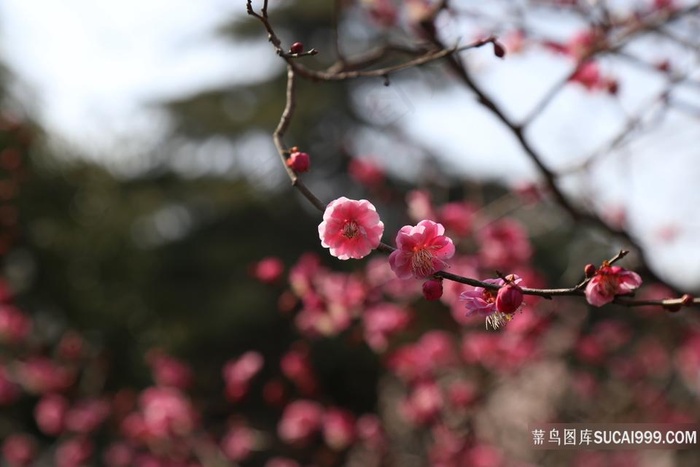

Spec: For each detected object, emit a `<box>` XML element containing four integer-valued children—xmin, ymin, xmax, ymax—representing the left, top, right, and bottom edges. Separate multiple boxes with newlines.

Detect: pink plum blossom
<box><xmin>55</xmin><ymin>437</ymin><xmax>93</xmax><ymax>467</ymax></box>
<box><xmin>400</xmin><ymin>380</ymin><xmax>443</xmax><ymax>426</ymax></box>
<box><xmin>406</xmin><ymin>190</ymin><xmax>436</xmax><ymax>223</ymax></box>
<box><xmin>477</xmin><ymin>219</ymin><xmax>531</xmax><ymax>269</ymax></box>
<box><xmin>147</xmin><ymin>351</ymin><xmax>193</xmax><ymax>390</ymax></box>
<box><xmin>139</xmin><ymin>386</ymin><xmax>196</xmax><ymax>439</ymax></box>
<box><xmin>35</xmin><ymin>394</ymin><xmax>69</xmax><ymax>436</ymax></box>
<box><xmin>223</xmin><ymin>351</ymin><xmax>264</xmax><ymax>402</ymax></box>
<box><xmin>318</xmin><ymin>197</ymin><xmax>384</xmax><ymax>260</ymax></box>
<box><xmin>348</xmin><ymin>157</ymin><xmax>384</xmax><ymax>187</ymax></box>
<box><xmin>65</xmin><ymin>398</ymin><xmax>110</xmax><ymax>434</ymax></box>
<box><xmin>266</xmin><ymin>458</ymin><xmax>300</xmax><ymax>467</ymax></box>
<box><xmin>278</xmin><ymin>400</ymin><xmax>324</xmax><ymax>445</ymax></box>
<box><xmin>15</xmin><ymin>357</ymin><xmax>75</xmax><ymax>394</ymax></box>
<box><xmin>363</xmin><ymin>0</ymin><xmax>398</xmax><ymax>27</ymax></box>
<box><xmin>102</xmin><ymin>442</ymin><xmax>134</xmax><ymax>467</ymax></box>
<box><xmin>363</xmin><ymin>303</ymin><xmax>411</xmax><ymax>352</ymax></box>
<box><xmin>585</xmin><ymin>265</ymin><xmax>642</xmax><ymax>307</ymax></box>
<box><xmin>460</xmin><ymin>275</ymin><xmax>523</xmax><ymax>328</ymax></box>
<box><xmin>280</xmin><ymin>346</ymin><xmax>318</xmax><ymax>396</ymax></box>
<box><xmin>0</xmin><ymin>365</ymin><xmax>20</xmax><ymax>405</ymax></box>
<box><xmin>221</xmin><ymin>424</ymin><xmax>256</xmax><ymax>462</ymax></box>
<box><xmin>1</xmin><ymin>434</ymin><xmax>36</xmax><ymax>467</ymax></box>
<box><xmin>0</xmin><ymin>305</ymin><xmax>31</xmax><ymax>344</ymax></box>
<box><xmin>460</xmin><ymin>278</ymin><xmax>501</xmax><ymax>316</ymax></box>
<box><xmin>387</xmin><ymin>331</ymin><xmax>456</xmax><ymax>382</ymax></box>
<box><xmin>389</xmin><ymin>220</ymin><xmax>455</xmax><ymax>279</ymax></box>
<box><xmin>447</xmin><ymin>381</ymin><xmax>477</xmax><ymax>408</ymax></box>
<box><xmin>322</xmin><ymin>407</ymin><xmax>356</xmax><ymax>450</ymax></box>
<box><xmin>251</xmin><ymin>256</ymin><xmax>285</xmax><ymax>284</ymax></box>
<box><xmin>356</xmin><ymin>414</ymin><xmax>385</xmax><ymax>449</ymax></box>
<box><xmin>437</xmin><ymin>202</ymin><xmax>475</xmax><ymax>237</ymax></box>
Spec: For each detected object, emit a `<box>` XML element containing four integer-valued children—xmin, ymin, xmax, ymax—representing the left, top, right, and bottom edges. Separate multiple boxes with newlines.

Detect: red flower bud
<box><xmin>584</xmin><ymin>264</ymin><xmax>596</xmax><ymax>278</ymax></box>
<box><xmin>495</xmin><ymin>283</ymin><xmax>523</xmax><ymax>314</ymax></box>
<box><xmin>493</xmin><ymin>41</ymin><xmax>506</xmax><ymax>58</ymax></box>
<box><xmin>286</xmin><ymin>151</ymin><xmax>310</xmax><ymax>173</ymax></box>
<box><xmin>422</xmin><ymin>279</ymin><xmax>443</xmax><ymax>301</ymax></box>
<box><xmin>681</xmin><ymin>294</ymin><xmax>694</xmax><ymax>306</ymax></box>
<box><xmin>290</xmin><ymin>42</ymin><xmax>304</xmax><ymax>54</ymax></box>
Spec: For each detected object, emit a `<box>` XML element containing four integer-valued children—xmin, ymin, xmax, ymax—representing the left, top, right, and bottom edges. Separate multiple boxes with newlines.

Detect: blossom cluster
<box><xmin>317</xmin><ymin>196</ymin><xmax>645</xmax><ymax>329</ymax></box>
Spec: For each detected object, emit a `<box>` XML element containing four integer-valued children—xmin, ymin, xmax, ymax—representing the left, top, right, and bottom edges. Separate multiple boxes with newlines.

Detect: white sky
<box><xmin>0</xmin><ymin>0</ymin><xmax>699</xmax><ymax>289</ymax></box>
<box><xmin>0</xmin><ymin>0</ymin><xmax>276</xmax><ymax>151</ymax></box>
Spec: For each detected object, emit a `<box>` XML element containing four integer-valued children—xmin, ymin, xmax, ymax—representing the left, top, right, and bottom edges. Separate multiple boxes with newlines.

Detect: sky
<box><xmin>0</xmin><ymin>0</ymin><xmax>699</xmax><ymax>289</ymax></box>
<box><xmin>0</xmin><ymin>0</ymin><xmax>276</xmax><ymax>151</ymax></box>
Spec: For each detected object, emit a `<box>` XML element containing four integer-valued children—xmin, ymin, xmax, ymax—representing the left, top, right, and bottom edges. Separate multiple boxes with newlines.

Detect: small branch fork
<box><xmin>246</xmin><ymin>1</ymin><xmax>698</xmax><ymax>311</ymax></box>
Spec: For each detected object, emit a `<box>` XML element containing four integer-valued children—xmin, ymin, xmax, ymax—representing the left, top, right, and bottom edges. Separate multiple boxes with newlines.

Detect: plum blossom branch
<box><xmin>248</xmin><ymin>1</ymin><xmax>699</xmax><ymax>313</ymax></box>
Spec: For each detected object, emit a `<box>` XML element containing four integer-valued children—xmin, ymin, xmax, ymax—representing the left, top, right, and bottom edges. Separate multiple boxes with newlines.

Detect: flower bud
<box><xmin>422</xmin><ymin>279</ymin><xmax>443</xmax><ymax>301</ymax></box>
<box><xmin>286</xmin><ymin>151</ymin><xmax>310</xmax><ymax>173</ymax></box>
<box><xmin>681</xmin><ymin>294</ymin><xmax>694</xmax><ymax>306</ymax></box>
<box><xmin>584</xmin><ymin>264</ymin><xmax>596</xmax><ymax>278</ymax></box>
<box><xmin>493</xmin><ymin>41</ymin><xmax>506</xmax><ymax>58</ymax></box>
<box><xmin>290</xmin><ymin>42</ymin><xmax>304</xmax><ymax>54</ymax></box>
<box><xmin>495</xmin><ymin>283</ymin><xmax>523</xmax><ymax>314</ymax></box>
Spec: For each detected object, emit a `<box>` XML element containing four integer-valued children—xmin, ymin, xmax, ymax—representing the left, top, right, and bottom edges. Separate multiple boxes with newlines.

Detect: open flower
<box><xmin>389</xmin><ymin>220</ymin><xmax>455</xmax><ymax>279</ymax></box>
<box><xmin>585</xmin><ymin>265</ymin><xmax>642</xmax><ymax>307</ymax></box>
<box><xmin>460</xmin><ymin>275</ymin><xmax>522</xmax><ymax>329</ymax></box>
<box><xmin>318</xmin><ymin>197</ymin><xmax>384</xmax><ymax>260</ymax></box>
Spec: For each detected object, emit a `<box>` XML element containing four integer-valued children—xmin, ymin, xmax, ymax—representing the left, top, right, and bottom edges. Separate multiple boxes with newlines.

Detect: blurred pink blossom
<box><xmin>388</xmin><ymin>331</ymin><xmax>456</xmax><ymax>382</ymax></box>
<box><xmin>363</xmin><ymin>303</ymin><xmax>411</xmax><ymax>352</ymax></box>
<box><xmin>55</xmin><ymin>437</ymin><xmax>92</xmax><ymax>467</ymax></box>
<box><xmin>57</xmin><ymin>331</ymin><xmax>85</xmax><ymax>361</ymax></box>
<box><xmin>221</xmin><ymin>423</ymin><xmax>256</xmax><ymax>462</ymax></box>
<box><xmin>0</xmin><ymin>365</ymin><xmax>20</xmax><ymax>405</ymax></box>
<box><xmin>252</xmin><ymin>256</ymin><xmax>285</xmax><ymax>284</ymax></box>
<box><xmin>34</xmin><ymin>393</ymin><xmax>69</xmax><ymax>436</ymax></box>
<box><xmin>0</xmin><ymin>305</ymin><xmax>31</xmax><ymax>344</ymax></box>
<box><xmin>349</xmin><ymin>157</ymin><xmax>385</xmax><ymax>187</ymax></box>
<box><xmin>406</xmin><ymin>190</ymin><xmax>436</xmax><ymax>223</ymax></box>
<box><xmin>103</xmin><ymin>442</ymin><xmax>134</xmax><ymax>467</ymax></box>
<box><xmin>400</xmin><ymin>380</ymin><xmax>443</xmax><ymax>425</ymax></box>
<box><xmin>65</xmin><ymin>398</ymin><xmax>110</xmax><ymax>434</ymax></box>
<box><xmin>437</xmin><ymin>202</ymin><xmax>475</xmax><ymax>237</ymax></box>
<box><xmin>147</xmin><ymin>351</ymin><xmax>193</xmax><ymax>390</ymax></box>
<box><xmin>139</xmin><ymin>386</ymin><xmax>196</xmax><ymax>439</ymax></box>
<box><xmin>15</xmin><ymin>357</ymin><xmax>75</xmax><ymax>394</ymax></box>
<box><xmin>356</xmin><ymin>414</ymin><xmax>385</xmax><ymax>449</ymax></box>
<box><xmin>322</xmin><ymin>407</ymin><xmax>356</xmax><ymax>450</ymax></box>
<box><xmin>278</xmin><ymin>400</ymin><xmax>324</xmax><ymax>445</ymax></box>
<box><xmin>280</xmin><ymin>346</ymin><xmax>318</xmax><ymax>397</ymax></box>
<box><xmin>223</xmin><ymin>351</ymin><xmax>264</xmax><ymax>402</ymax></box>
<box><xmin>363</xmin><ymin>0</ymin><xmax>398</xmax><ymax>27</ymax></box>
<box><xmin>1</xmin><ymin>433</ymin><xmax>36</xmax><ymax>467</ymax></box>
<box><xmin>265</xmin><ymin>458</ymin><xmax>300</xmax><ymax>467</ymax></box>
<box><xmin>477</xmin><ymin>219</ymin><xmax>531</xmax><ymax>269</ymax></box>
<box><xmin>447</xmin><ymin>380</ymin><xmax>477</xmax><ymax>408</ymax></box>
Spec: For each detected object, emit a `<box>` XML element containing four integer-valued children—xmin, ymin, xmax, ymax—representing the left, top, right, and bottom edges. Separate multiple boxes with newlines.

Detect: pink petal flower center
<box><xmin>342</xmin><ymin>221</ymin><xmax>360</xmax><ymax>239</ymax></box>
<box><xmin>599</xmin><ymin>273</ymin><xmax>618</xmax><ymax>296</ymax></box>
<box><xmin>411</xmin><ymin>247</ymin><xmax>436</xmax><ymax>277</ymax></box>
